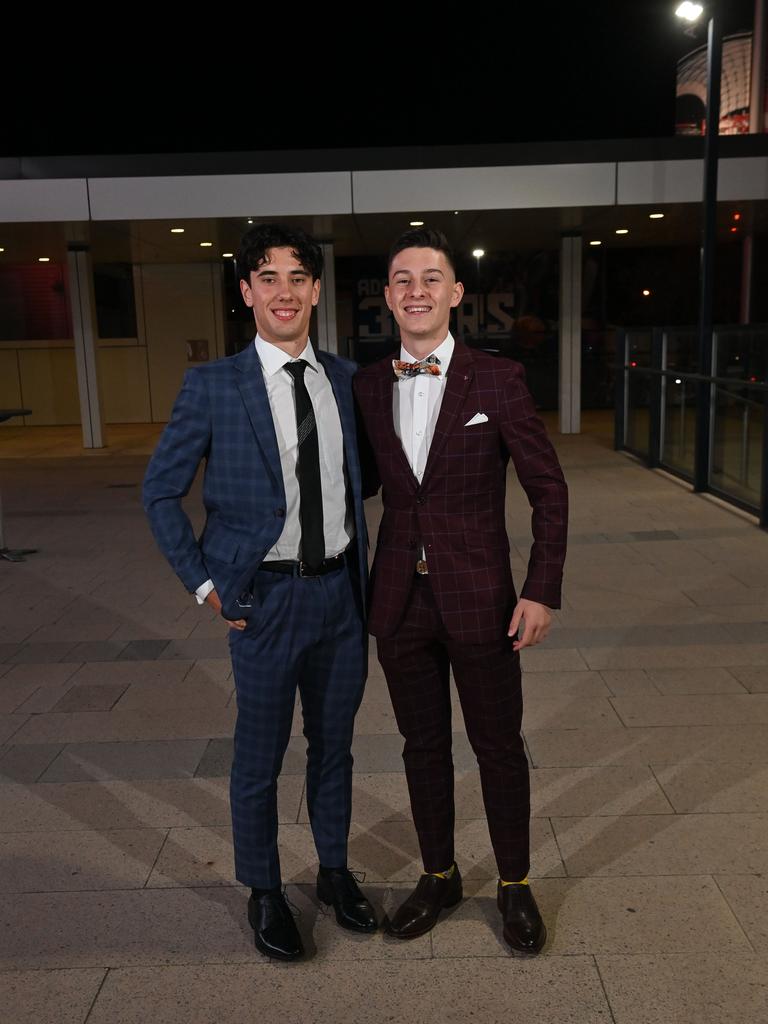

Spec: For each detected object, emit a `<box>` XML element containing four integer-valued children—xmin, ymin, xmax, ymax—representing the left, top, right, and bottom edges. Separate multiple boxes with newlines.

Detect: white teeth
<box><xmin>406</xmin><ymin>306</ymin><xmax>430</xmax><ymax>313</ymax></box>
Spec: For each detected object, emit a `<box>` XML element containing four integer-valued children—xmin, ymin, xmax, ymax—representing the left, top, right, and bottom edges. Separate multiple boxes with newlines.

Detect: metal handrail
<box><xmin>615</xmin><ymin>325</ymin><xmax>768</xmax><ymax>529</ymax></box>
<box><xmin>619</xmin><ymin>365</ymin><xmax>768</xmax><ymax>393</ymax></box>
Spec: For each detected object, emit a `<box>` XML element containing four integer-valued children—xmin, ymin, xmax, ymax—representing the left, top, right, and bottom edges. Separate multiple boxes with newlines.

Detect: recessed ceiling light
<box><xmin>472</xmin><ymin>248</ymin><xmax>485</xmax><ymax>258</ymax></box>
<box><xmin>222</xmin><ymin>252</ymin><xmax>234</xmax><ymax>258</ymax></box>
<box><xmin>0</xmin><ymin>247</ymin><xmax>5</xmax><ymax>253</ymax></box>
<box><xmin>454</xmin><ymin>211</ymin><xmax>459</xmax><ymax>215</ymax></box>
<box><xmin>200</xmin><ymin>242</ymin><xmax>213</xmax><ymax>247</ymax></box>
<box><xmin>615</xmin><ymin>228</ymin><xmax>629</xmax><ymax>235</ymax></box>
<box><xmin>247</xmin><ymin>218</ymin><xmax>254</xmax><ymax>224</ymax></box>
<box><xmin>171</xmin><ymin>227</ymin><xmax>185</xmax><ymax>234</ymax></box>
<box><xmin>410</xmin><ymin>220</ymin><xmax>424</xmax><ymax>227</ymax></box>
<box><xmin>38</xmin><ymin>256</ymin><xmax>50</xmax><ymax>262</ymax></box>
<box><xmin>649</xmin><ymin>213</ymin><xmax>665</xmax><ymax>219</ymax></box>
<box><xmin>642</xmin><ymin>289</ymin><xmax>651</xmax><ymax>296</ymax></box>
<box><xmin>589</xmin><ymin>240</ymin><xmax>602</xmax><ymax>246</ymax></box>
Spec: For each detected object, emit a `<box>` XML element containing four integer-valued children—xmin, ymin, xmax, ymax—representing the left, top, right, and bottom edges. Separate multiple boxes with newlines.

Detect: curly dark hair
<box><xmin>236</xmin><ymin>223</ymin><xmax>324</xmax><ymax>284</ymax></box>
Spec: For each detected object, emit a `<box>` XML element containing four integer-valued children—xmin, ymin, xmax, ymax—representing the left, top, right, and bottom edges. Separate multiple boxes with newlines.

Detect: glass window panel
<box><xmin>662</xmin><ymin>375</ymin><xmax>697</xmax><ymax>478</ymax></box>
<box><xmin>626</xmin><ymin>371</ymin><xmax>652</xmax><ymax>457</ymax></box>
<box><xmin>710</xmin><ymin>384</ymin><xmax>764</xmax><ymax>510</ymax></box>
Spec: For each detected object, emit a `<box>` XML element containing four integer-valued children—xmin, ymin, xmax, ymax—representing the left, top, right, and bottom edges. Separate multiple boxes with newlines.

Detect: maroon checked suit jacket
<box><xmin>353</xmin><ymin>341</ymin><xmax>568</xmax><ymax>645</ymax></box>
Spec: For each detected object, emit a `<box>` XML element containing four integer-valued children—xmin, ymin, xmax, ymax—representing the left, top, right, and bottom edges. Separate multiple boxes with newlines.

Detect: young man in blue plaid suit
<box><xmin>143</xmin><ymin>224</ymin><xmax>376</xmax><ymax>960</ymax></box>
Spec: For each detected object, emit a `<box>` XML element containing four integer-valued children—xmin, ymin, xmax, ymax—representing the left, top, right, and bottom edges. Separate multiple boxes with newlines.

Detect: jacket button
<box><xmin>276</xmin><ymin>508</ymin><xmax>285</xmax><ymax>518</ymax></box>
<box><xmin>416</xmin><ymin>497</ymin><xmax>425</xmax><ymax>505</ymax></box>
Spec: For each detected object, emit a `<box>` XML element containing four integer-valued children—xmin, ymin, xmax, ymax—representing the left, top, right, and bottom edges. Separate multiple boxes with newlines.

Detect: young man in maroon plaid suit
<box><xmin>353</xmin><ymin>227</ymin><xmax>568</xmax><ymax>954</ymax></box>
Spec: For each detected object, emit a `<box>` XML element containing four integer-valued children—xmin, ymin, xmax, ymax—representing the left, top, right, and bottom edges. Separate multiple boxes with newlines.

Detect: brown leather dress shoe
<box><xmin>497</xmin><ymin>882</ymin><xmax>546</xmax><ymax>954</ymax></box>
<box><xmin>386</xmin><ymin>865</ymin><xmax>462</xmax><ymax>939</ymax></box>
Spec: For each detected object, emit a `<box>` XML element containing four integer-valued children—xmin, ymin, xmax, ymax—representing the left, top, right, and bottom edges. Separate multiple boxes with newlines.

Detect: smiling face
<box><xmin>385</xmin><ymin>247</ymin><xmax>464</xmax><ymax>354</ymax></box>
<box><xmin>239</xmin><ymin>246</ymin><xmax>320</xmax><ymax>348</ymax></box>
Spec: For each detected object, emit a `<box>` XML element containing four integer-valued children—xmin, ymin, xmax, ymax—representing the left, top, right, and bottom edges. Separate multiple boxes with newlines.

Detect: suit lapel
<box><xmin>317</xmin><ymin>351</ymin><xmax>359</xmax><ymax>493</ymax></box>
<box><xmin>420</xmin><ymin>342</ymin><xmax>475</xmax><ymax>488</ymax></box>
<box><xmin>377</xmin><ymin>359</ymin><xmax>419</xmax><ymax>492</ymax></box>
<box><xmin>233</xmin><ymin>343</ymin><xmax>283</xmax><ymax>493</ymax></box>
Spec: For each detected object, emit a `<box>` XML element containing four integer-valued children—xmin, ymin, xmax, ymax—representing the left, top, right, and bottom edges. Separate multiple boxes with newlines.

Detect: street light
<box><xmin>675</xmin><ymin>2</ymin><xmax>704</xmax><ymax>21</ymax></box>
<box><xmin>675</xmin><ymin>0</ymin><xmax>721</xmax><ymax>492</ymax></box>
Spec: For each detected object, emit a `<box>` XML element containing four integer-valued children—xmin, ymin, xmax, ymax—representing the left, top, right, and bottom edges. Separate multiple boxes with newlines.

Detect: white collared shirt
<box><xmin>393</xmin><ymin>333</ymin><xmax>454</xmax><ymax>481</ymax></box>
<box><xmin>195</xmin><ymin>334</ymin><xmax>351</xmax><ymax>603</ymax></box>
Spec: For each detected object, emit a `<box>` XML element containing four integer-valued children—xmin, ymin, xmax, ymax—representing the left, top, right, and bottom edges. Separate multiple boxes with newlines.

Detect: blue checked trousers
<box><xmin>228</xmin><ymin>562</ymin><xmax>366</xmax><ymax>889</ymax></box>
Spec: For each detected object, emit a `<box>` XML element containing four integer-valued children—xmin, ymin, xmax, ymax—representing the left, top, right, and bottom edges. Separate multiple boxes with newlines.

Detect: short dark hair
<box><xmin>236</xmin><ymin>223</ymin><xmax>324</xmax><ymax>284</ymax></box>
<box><xmin>387</xmin><ymin>227</ymin><xmax>456</xmax><ymax>276</ymax></box>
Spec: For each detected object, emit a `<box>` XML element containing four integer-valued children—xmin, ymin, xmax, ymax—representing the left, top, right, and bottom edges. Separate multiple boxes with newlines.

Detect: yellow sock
<box><xmin>500</xmin><ymin>877</ymin><xmax>529</xmax><ymax>886</ymax></box>
<box><xmin>428</xmin><ymin>864</ymin><xmax>455</xmax><ymax>879</ymax></box>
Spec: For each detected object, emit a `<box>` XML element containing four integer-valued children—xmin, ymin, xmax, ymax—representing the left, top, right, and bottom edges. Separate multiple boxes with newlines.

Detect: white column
<box><xmin>67</xmin><ymin>245</ymin><xmax>104</xmax><ymax>448</ymax></box>
<box><xmin>559</xmin><ymin>233</ymin><xmax>582</xmax><ymax>434</ymax></box>
<box><xmin>316</xmin><ymin>241</ymin><xmax>338</xmax><ymax>354</ymax></box>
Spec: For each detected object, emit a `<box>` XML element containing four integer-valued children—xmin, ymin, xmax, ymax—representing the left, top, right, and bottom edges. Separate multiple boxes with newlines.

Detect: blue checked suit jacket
<box><xmin>143</xmin><ymin>342</ymin><xmax>368</xmax><ymax>624</ymax></box>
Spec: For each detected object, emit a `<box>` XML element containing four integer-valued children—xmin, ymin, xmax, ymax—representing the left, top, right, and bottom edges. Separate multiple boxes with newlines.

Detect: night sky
<box><xmin>5</xmin><ymin>0</ymin><xmax>759</xmax><ymax>157</ymax></box>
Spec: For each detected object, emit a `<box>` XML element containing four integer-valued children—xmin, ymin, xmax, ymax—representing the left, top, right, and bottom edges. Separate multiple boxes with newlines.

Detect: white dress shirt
<box><xmin>393</xmin><ymin>333</ymin><xmax>454</xmax><ymax>481</ymax></box>
<box><xmin>196</xmin><ymin>335</ymin><xmax>351</xmax><ymax>603</ymax></box>
<box><xmin>392</xmin><ymin>333</ymin><xmax>454</xmax><ymax>567</ymax></box>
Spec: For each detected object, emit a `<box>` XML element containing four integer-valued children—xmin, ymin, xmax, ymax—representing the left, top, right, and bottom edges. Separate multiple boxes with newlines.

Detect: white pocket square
<box><xmin>465</xmin><ymin>412</ymin><xmax>488</xmax><ymax>426</ymax></box>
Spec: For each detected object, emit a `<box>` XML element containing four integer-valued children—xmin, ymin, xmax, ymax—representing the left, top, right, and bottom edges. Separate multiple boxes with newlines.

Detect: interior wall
<box><xmin>139</xmin><ymin>263</ymin><xmax>225</xmax><ymax>422</ymax></box>
<box><xmin>0</xmin><ymin>262</ymin><xmax>226</xmax><ymax>427</ymax></box>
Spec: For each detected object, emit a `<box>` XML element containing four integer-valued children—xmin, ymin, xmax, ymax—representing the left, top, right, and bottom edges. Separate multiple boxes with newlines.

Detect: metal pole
<box><xmin>559</xmin><ymin>233</ymin><xmax>582</xmax><ymax>434</ymax></box>
<box><xmin>614</xmin><ymin>328</ymin><xmax>627</xmax><ymax>450</ymax></box>
<box><xmin>749</xmin><ymin>0</ymin><xmax>766</xmax><ymax>133</ymax></box>
<box><xmin>740</xmin><ymin>232</ymin><xmax>754</xmax><ymax>325</ymax></box>
<box><xmin>694</xmin><ymin>11</ymin><xmax>722</xmax><ymax>492</ymax></box>
<box><xmin>648</xmin><ymin>328</ymin><xmax>663</xmax><ymax>466</ymax></box>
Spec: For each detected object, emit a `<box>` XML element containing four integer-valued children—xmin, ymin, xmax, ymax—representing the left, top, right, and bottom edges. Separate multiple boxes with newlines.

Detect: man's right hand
<box><xmin>205</xmin><ymin>588</ymin><xmax>247</xmax><ymax>630</ymax></box>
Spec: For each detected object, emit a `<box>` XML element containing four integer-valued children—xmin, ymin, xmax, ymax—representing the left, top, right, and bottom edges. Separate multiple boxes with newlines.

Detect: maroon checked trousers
<box><xmin>377</xmin><ymin>574</ymin><xmax>529</xmax><ymax>882</ymax></box>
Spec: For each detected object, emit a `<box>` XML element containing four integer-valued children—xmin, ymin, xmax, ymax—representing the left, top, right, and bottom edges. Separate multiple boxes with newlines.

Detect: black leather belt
<box><xmin>258</xmin><ymin>552</ymin><xmax>346</xmax><ymax>578</ymax></box>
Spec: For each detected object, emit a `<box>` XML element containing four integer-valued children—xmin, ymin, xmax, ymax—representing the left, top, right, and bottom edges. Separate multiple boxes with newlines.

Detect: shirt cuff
<box><xmin>194</xmin><ymin>579</ymin><xmax>215</xmax><ymax>605</ymax></box>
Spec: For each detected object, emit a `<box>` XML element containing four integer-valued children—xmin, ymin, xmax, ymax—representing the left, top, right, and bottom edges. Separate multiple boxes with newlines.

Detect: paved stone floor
<box><xmin>1</xmin><ymin>416</ymin><xmax>767</xmax><ymax>1023</ymax></box>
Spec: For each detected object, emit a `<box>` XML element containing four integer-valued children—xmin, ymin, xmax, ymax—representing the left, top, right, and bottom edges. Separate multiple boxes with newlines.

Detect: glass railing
<box><xmin>616</xmin><ymin>325</ymin><xmax>768</xmax><ymax>527</ymax></box>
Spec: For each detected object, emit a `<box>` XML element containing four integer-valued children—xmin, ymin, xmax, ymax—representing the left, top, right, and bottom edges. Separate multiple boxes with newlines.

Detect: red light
<box><xmin>733</xmin><ymin>212</ymin><xmax>741</xmax><ymax>221</ymax></box>
<box><xmin>750</xmin><ymin>376</ymin><xmax>757</xmax><ymax>382</ymax></box>
<box><xmin>730</xmin><ymin>227</ymin><xmax>738</xmax><ymax>233</ymax></box>
<box><xmin>630</xmin><ymin>361</ymin><xmax>638</xmax><ymax>368</ymax></box>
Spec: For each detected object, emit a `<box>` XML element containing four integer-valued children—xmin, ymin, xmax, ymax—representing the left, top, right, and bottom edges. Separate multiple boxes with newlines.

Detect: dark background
<box><xmin>5</xmin><ymin>1</ymin><xmax>759</xmax><ymax>157</ymax></box>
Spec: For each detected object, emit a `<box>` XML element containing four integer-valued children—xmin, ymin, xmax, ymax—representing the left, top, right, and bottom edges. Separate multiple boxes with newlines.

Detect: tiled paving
<box><xmin>1</xmin><ymin>416</ymin><xmax>768</xmax><ymax>1023</ymax></box>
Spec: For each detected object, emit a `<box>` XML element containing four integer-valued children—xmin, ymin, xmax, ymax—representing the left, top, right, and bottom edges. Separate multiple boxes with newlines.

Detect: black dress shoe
<box><xmin>316</xmin><ymin>866</ymin><xmax>378</xmax><ymax>932</ymax></box>
<box><xmin>497</xmin><ymin>882</ymin><xmax>546</xmax><ymax>955</ymax></box>
<box><xmin>247</xmin><ymin>891</ymin><xmax>304</xmax><ymax>961</ymax></box>
<box><xmin>386</xmin><ymin>865</ymin><xmax>463</xmax><ymax>939</ymax></box>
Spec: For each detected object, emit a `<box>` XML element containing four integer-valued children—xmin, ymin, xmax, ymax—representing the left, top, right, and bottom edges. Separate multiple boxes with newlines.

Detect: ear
<box><xmin>239</xmin><ymin>276</ymin><xmax>254</xmax><ymax>308</ymax></box>
<box><xmin>384</xmin><ymin>284</ymin><xmax>393</xmax><ymax>311</ymax></box>
<box><xmin>450</xmin><ymin>280</ymin><xmax>464</xmax><ymax>309</ymax></box>
<box><xmin>311</xmin><ymin>277</ymin><xmax>321</xmax><ymax>307</ymax></box>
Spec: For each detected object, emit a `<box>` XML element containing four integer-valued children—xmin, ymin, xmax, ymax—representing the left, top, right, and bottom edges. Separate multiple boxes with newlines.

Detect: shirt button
<box><xmin>417</xmin><ymin>392</ymin><xmax>424</xmax><ymax>397</ymax></box>
<box><xmin>416</xmin><ymin>430</ymin><xmax>423</xmax><ymax>436</ymax></box>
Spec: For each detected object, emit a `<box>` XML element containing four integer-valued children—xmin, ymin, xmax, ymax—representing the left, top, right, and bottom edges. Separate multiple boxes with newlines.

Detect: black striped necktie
<box><xmin>284</xmin><ymin>360</ymin><xmax>325</xmax><ymax>569</ymax></box>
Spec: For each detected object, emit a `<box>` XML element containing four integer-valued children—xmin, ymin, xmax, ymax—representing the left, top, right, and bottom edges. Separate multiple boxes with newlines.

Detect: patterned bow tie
<box><xmin>392</xmin><ymin>355</ymin><xmax>441</xmax><ymax>381</ymax></box>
